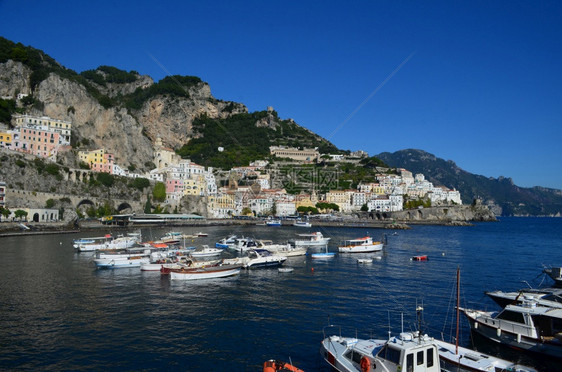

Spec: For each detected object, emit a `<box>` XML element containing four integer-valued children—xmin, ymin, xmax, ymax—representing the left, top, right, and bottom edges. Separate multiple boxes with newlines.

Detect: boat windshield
<box><xmin>377</xmin><ymin>344</ymin><xmax>401</xmax><ymax>365</ymax></box>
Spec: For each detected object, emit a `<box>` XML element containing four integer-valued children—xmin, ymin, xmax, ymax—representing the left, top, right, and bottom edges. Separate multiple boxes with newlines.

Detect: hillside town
<box><xmin>0</xmin><ymin>114</ymin><xmax>462</xmax><ymax>222</ymax></box>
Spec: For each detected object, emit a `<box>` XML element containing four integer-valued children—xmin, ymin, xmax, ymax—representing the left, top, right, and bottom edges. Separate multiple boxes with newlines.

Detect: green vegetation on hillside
<box><xmin>80</xmin><ymin>65</ymin><xmax>139</xmax><ymax>86</ymax></box>
<box><xmin>176</xmin><ymin>111</ymin><xmax>340</xmax><ymax>169</ymax></box>
<box><xmin>124</xmin><ymin>75</ymin><xmax>202</xmax><ymax>110</ymax></box>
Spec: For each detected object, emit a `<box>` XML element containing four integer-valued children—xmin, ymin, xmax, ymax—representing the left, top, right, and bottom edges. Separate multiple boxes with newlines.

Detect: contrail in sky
<box><xmin>327</xmin><ymin>51</ymin><xmax>416</xmax><ymax>141</ymax></box>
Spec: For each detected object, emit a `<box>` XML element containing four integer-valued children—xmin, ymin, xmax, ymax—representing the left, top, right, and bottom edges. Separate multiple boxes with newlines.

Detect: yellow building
<box><xmin>78</xmin><ymin>149</ymin><xmax>106</xmax><ymax>165</ymax></box>
<box><xmin>183</xmin><ymin>176</ymin><xmax>206</xmax><ymax>196</ymax></box>
<box><xmin>295</xmin><ymin>192</ymin><xmax>319</xmax><ymax>209</ymax></box>
<box><xmin>0</xmin><ymin>131</ymin><xmax>13</xmax><ymax>148</ymax></box>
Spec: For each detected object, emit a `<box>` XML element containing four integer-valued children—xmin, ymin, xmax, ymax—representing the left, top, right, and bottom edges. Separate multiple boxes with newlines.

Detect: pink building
<box><xmin>18</xmin><ymin>127</ymin><xmax>61</xmax><ymax>159</ymax></box>
<box><xmin>166</xmin><ymin>179</ymin><xmax>185</xmax><ymax>193</ymax></box>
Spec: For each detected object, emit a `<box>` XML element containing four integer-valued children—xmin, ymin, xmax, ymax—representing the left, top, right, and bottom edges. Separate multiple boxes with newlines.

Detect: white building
<box><xmin>275</xmin><ymin>200</ymin><xmax>296</xmax><ymax>216</ymax></box>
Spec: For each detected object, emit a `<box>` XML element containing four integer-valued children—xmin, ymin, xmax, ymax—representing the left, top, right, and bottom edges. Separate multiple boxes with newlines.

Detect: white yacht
<box><xmin>293</xmin><ymin>232</ymin><xmax>331</xmax><ymax>247</ymax></box>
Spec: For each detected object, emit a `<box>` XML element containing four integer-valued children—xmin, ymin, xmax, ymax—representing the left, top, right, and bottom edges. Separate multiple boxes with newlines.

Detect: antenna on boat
<box><xmin>387</xmin><ymin>310</ymin><xmax>391</xmax><ymax>340</ymax></box>
<box><xmin>401</xmin><ymin>312</ymin><xmax>404</xmax><ymax>334</ymax></box>
<box><xmin>456</xmin><ymin>266</ymin><xmax>460</xmax><ymax>355</ymax></box>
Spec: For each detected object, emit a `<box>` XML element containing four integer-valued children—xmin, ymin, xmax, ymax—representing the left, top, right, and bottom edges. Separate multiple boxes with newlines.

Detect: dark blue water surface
<box><xmin>1</xmin><ymin>217</ymin><xmax>561</xmax><ymax>371</ymax></box>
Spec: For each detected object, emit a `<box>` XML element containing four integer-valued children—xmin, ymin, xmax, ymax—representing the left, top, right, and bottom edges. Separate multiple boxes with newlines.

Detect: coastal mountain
<box><xmin>0</xmin><ymin>37</ymin><xmax>337</xmax><ymax>172</ymax></box>
<box><xmin>377</xmin><ymin>149</ymin><xmax>562</xmax><ymax>216</ymax></box>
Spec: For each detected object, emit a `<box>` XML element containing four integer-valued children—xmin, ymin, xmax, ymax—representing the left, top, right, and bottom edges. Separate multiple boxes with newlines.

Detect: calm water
<box><xmin>0</xmin><ymin>217</ymin><xmax>561</xmax><ymax>371</ymax></box>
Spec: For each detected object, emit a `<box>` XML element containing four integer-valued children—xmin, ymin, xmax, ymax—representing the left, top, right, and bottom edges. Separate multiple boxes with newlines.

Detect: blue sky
<box><xmin>1</xmin><ymin>1</ymin><xmax>561</xmax><ymax>189</ymax></box>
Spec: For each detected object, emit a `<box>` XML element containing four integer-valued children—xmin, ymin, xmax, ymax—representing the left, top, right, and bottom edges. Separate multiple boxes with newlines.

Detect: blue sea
<box><xmin>0</xmin><ymin>217</ymin><xmax>561</xmax><ymax>371</ymax></box>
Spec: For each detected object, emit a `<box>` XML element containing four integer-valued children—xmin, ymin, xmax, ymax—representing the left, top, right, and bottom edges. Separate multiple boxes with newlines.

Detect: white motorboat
<box><xmin>229</xmin><ymin>237</ymin><xmax>259</xmax><ymax>252</ymax></box>
<box><xmin>215</xmin><ymin>234</ymin><xmax>238</xmax><ymax>248</ymax></box>
<box><xmin>311</xmin><ymin>244</ymin><xmax>335</xmax><ymax>259</ymax></box>
<box><xmin>237</xmin><ymin>249</ymin><xmax>286</xmax><ymax>269</ymax></box>
<box><xmin>77</xmin><ymin>233</ymin><xmax>141</xmax><ymax>252</ymax></box>
<box><xmin>461</xmin><ymin>298</ymin><xmax>562</xmax><ymax>360</ymax></box>
<box><xmin>293</xmin><ymin>232</ymin><xmax>331</xmax><ymax>247</ymax></box>
<box><xmin>190</xmin><ymin>245</ymin><xmax>223</xmax><ymax>259</ymax></box>
<box><xmin>486</xmin><ymin>287</ymin><xmax>562</xmax><ymax>309</ymax></box>
<box><xmin>338</xmin><ymin>236</ymin><xmax>383</xmax><ymax>253</ymax></box>
<box><xmin>169</xmin><ymin>264</ymin><xmax>243</xmax><ymax>280</ymax></box>
<box><xmin>293</xmin><ymin>220</ymin><xmax>312</xmax><ymax>227</ymax></box>
<box><xmin>320</xmin><ymin>327</ymin><xmax>537</xmax><ymax>372</ymax></box>
<box><xmin>93</xmin><ymin>254</ymin><xmax>150</xmax><ymax>269</ymax></box>
<box><xmin>257</xmin><ymin>240</ymin><xmax>307</xmax><ymax>257</ymax></box>
<box><xmin>357</xmin><ymin>258</ymin><xmax>373</xmax><ymax>264</ymax></box>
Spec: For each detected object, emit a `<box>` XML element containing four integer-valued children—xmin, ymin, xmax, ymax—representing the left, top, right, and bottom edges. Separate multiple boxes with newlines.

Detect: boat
<box><xmin>411</xmin><ymin>255</ymin><xmax>428</xmax><ymax>261</ymax></box>
<box><xmin>338</xmin><ymin>236</ymin><xmax>383</xmax><ymax>253</ymax></box>
<box><xmin>357</xmin><ymin>258</ymin><xmax>373</xmax><ymax>264</ymax></box>
<box><xmin>215</xmin><ymin>234</ymin><xmax>238</xmax><ymax>249</ymax></box>
<box><xmin>262</xmin><ymin>359</ymin><xmax>304</xmax><ymax>372</ymax></box>
<box><xmin>461</xmin><ymin>299</ymin><xmax>562</xmax><ymax>360</ymax></box>
<box><xmin>229</xmin><ymin>237</ymin><xmax>259</xmax><ymax>253</ymax></box>
<box><xmin>93</xmin><ymin>249</ymin><xmax>151</xmax><ymax>269</ymax></box>
<box><xmin>169</xmin><ymin>264</ymin><xmax>243</xmax><ymax>280</ymax></box>
<box><xmin>76</xmin><ymin>233</ymin><xmax>141</xmax><ymax>252</ymax></box>
<box><xmin>196</xmin><ymin>232</ymin><xmax>208</xmax><ymax>237</ymax></box>
<box><xmin>159</xmin><ymin>231</ymin><xmax>186</xmax><ymax>245</ymax></box>
<box><xmin>543</xmin><ymin>266</ymin><xmax>562</xmax><ymax>287</ymax></box>
<box><xmin>266</xmin><ymin>219</ymin><xmax>282</xmax><ymax>226</ymax></box>
<box><xmin>238</xmin><ymin>249</ymin><xmax>287</xmax><ymax>269</ymax></box>
<box><xmin>486</xmin><ymin>287</ymin><xmax>562</xmax><ymax>309</ymax></box>
<box><xmin>321</xmin><ymin>324</ymin><xmax>537</xmax><ymax>372</ymax></box>
<box><xmin>190</xmin><ymin>245</ymin><xmax>223</xmax><ymax>259</ymax></box>
<box><xmin>321</xmin><ymin>328</ymin><xmax>441</xmax><ymax>372</ymax></box>
<box><xmin>293</xmin><ymin>220</ymin><xmax>312</xmax><ymax>228</ymax></box>
<box><xmin>293</xmin><ymin>232</ymin><xmax>331</xmax><ymax>247</ymax></box>
<box><xmin>311</xmin><ymin>244</ymin><xmax>335</xmax><ymax>259</ymax></box>
<box><xmin>278</xmin><ymin>267</ymin><xmax>294</xmax><ymax>273</ymax></box>
<box><xmin>258</xmin><ymin>240</ymin><xmax>307</xmax><ymax>257</ymax></box>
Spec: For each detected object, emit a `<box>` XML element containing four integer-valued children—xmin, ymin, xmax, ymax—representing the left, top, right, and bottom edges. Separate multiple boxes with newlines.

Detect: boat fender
<box><xmin>360</xmin><ymin>356</ymin><xmax>371</xmax><ymax>372</ymax></box>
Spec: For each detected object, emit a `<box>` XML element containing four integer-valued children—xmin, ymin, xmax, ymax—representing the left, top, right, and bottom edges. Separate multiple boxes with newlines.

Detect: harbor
<box><xmin>1</xmin><ymin>217</ymin><xmax>561</xmax><ymax>371</ymax></box>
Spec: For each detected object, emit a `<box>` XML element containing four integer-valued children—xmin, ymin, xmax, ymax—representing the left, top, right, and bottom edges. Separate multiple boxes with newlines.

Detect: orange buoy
<box><xmin>360</xmin><ymin>356</ymin><xmax>371</xmax><ymax>372</ymax></box>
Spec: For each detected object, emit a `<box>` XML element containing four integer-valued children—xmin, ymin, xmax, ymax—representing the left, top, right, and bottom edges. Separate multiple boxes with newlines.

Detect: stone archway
<box><xmin>33</xmin><ymin>213</ymin><xmax>39</xmax><ymax>222</ymax></box>
<box><xmin>117</xmin><ymin>202</ymin><xmax>133</xmax><ymax>213</ymax></box>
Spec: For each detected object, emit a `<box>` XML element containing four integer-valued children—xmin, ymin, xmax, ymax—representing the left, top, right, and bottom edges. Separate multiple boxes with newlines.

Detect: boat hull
<box><xmin>463</xmin><ymin>310</ymin><xmax>562</xmax><ymax>360</ymax></box>
<box><xmin>94</xmin><ymin>256</ymin><xmax>150</xmax><ymax>269</ymax></box>
<box><xmin>169</xmin><ymin>266</ymin><xmax>241</xmax><ymax>280</ymax></box>
<box><xmin>338</xmin><ymin>243</ymin><xmax>383</xmax><ymax>253</ymax></box>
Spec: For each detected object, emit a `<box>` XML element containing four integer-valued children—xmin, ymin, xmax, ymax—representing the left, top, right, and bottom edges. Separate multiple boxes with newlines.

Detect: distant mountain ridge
<box><xmin>377</xmin><ymin>149</ymin><xmax>562</xmax><ymax>216</ymax></box>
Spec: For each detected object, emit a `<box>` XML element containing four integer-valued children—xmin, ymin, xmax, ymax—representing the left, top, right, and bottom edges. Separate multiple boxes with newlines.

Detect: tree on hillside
<box><xmin>153</xmin><ymin>182</ymin><xmax>166</xmax><ymax>202</ymax></box>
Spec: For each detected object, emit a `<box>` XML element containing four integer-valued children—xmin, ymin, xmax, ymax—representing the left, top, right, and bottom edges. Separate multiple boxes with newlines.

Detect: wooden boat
<box><xmin>338</xmin><ymin>236</ymin><xmax>383</xmax><ymax>253</ymax></box>
<box><xmin>169</xmin><ymin>264</ymin><xmax>242</xmax><ymax>280</ymax></box>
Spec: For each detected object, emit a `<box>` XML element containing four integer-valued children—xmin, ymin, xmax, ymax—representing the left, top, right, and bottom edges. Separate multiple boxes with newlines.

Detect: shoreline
<box><xmin>0</xmin><ymin>218</ymin><xmax>479</xmax><ymax>238</ymax></box>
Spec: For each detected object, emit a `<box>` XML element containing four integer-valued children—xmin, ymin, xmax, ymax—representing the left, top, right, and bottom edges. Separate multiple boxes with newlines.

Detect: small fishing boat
<box><xmin>357</xmin><ymin>258</ymin><xmax>373</xmax><ymax>264</ymax></box>
<box><xmin>258</xmin><ymin>240</ymin><xmax>307</xmax><ymax>257</ymax></box>
<box><xmin>169</xmin><ymin>264</ymin><xmax>242</xmax><ymax>280</ymax></box>
<box><xmin>266</xmin><ymin>219</ymin><xmax>282</xmax><ymax>226</ymax></box>
<box><xmin>215</xmin><ymin>234</ymin><xmax>238</xmax><ymax>249</ymax></box>
<box><xmin>338</xmin><ymin>236</ymin><xmax>383</xmax><ymax>253</ymax></box>
<box><xmin>411</xmin><ymin>255</ymin><xmax>428</xmax><ymax>261</ymax></box>
<box><xmin>77</xmin><ymin>233</ymin><xmax>141</xmax><ymax>252</ymax></box>
<box><xmin>278</xmin><ymin>267</ymin><xmax>294</xmax><ymax>273</ymax></box>
<box><xmin>293</xmin><ymin>232</ymin><xmax>331</xmax><ymax>247</ymax></box>
<box><xmin>196</xmin><ymin>232</ymin><xmax>208</xmax><ymax>237</ymax></box>
<box><xmin>190</xmin><ymin>245</ymin><xmax>223</xmax><ymax>259</ymax></box>
<box><xmin>293</xmin><ymin>220</ymin><xmax>312</xmax><ymax>228</ymax></box>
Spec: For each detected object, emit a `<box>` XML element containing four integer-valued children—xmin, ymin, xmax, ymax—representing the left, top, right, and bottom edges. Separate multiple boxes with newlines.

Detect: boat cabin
<box><xmin>493</xmin><ymin>303</ymin><xmax>562</xmax><ymax>340</ymax></box>
<box><xmin>374</xmin><ymin>333</ymin><xmax>440</xmax><ymax>372</ymax></box>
